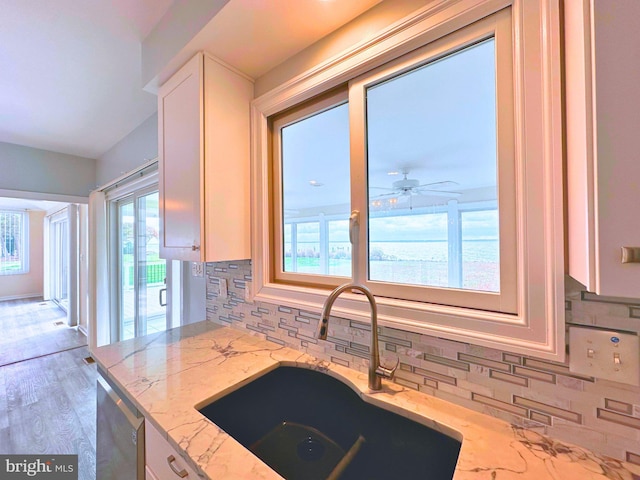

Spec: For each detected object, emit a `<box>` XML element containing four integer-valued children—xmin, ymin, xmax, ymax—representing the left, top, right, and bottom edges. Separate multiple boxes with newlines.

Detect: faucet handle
<box><xmin>375</xmin><ymin>357</ymin><xmax>400</xmax><ymax>379</ymax></box>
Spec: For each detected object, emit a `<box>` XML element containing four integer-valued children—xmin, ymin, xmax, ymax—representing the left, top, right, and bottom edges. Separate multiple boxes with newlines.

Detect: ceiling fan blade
<box><xmin>417</xmin><ymin>180</ymin><xmax>459</xmax><ymax>189</ymax></box>
<box><xmin>416</xmin><ymin>188</ymin><xmax>461</xmax><ymax>197</ymax></box>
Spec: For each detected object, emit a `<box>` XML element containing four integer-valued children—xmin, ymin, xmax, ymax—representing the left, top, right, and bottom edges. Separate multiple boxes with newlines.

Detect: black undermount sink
<box><xmin>198</xmin><ymin>366</ymin><xmax>461</xmax><ymax>480</ymax></box>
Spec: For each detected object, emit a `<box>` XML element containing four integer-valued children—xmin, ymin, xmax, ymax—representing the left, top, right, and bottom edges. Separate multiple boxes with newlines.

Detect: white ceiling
<box><xmin>0</xmin><ymin>196</ymin><xmax>69</xmax><ymax>212</ymax></box>
<box><xmin>0</xmin><ymin>0</ymin><xmax>173</xmax><ymax>159</ymax></box>
<box><xmin>0</xmin><ymin>0</ymin><xmax>383</xmax><ymax>162</ymax></box>
<box><xmin>0</xmin><ymin>0</ymin><xmax>387</xmax><ymax>211</ymax></box>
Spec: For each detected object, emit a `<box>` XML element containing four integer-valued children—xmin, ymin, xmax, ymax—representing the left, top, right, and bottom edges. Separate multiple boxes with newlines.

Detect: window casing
<box><xmin>0</xmin><ymin>210</ymin><xmax>29</xmax><ymax>275</ymax></box>
<box><xmin>252</xmin><ymin>0</ymin><xmax>564</xmax><ymax>360</ymax></box>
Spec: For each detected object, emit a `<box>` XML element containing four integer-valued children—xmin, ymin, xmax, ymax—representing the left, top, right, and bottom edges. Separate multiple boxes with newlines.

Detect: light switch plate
<box><xmin>569</xmin><ymin>326</ymin><xmax>640</xmax><ymax>386</ymax></box>
<box><xmin>191</xmin><ymin>262</ymin><xmax>204</xmax><ymax>277</ymax></box>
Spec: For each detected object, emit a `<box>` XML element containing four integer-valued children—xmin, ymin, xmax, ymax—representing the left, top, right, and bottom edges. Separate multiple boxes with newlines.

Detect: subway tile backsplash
<box><xmin>205</xmin><ymin>260</ymin><xmax>640</xmax><ymax>465</ymax></box>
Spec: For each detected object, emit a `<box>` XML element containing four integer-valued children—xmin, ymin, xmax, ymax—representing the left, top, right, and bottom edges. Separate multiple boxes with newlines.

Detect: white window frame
<box><xmin>106</xmin><ymin>170</ymin><xmax>168</xmax><ymax>342</ymax></box>
<box><xmin>272</xmin><ymin>88</ymin><xmax>351</xmax><ymax>288</ymax></box>
<box><xmin>348</xmin><ymin>11</ymin><xmax>517</xmax><ymax>313</ymax></box>
<box><xmin>0</xmin><ymin>210</ymin><xmax>29</xmax><ymax>275</ymax></box>
<box><xmin>251</xmin><ymin>0</ymin><xmax>564</xmax><ymax>360</ymax></box>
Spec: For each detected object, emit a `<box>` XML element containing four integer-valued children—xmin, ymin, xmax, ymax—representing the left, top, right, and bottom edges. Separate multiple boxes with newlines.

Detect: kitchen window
<box><xmin>253</xmin><ymin>0</ymin><xmax>564</xmax><ymax>360</ymax></box>
<box><xmin>0</xmin><ymin>210</ymin><xmax>28</xmax><ymax>275</ymax></box>
<box><xmin>272</xmin><ymin>16</ymin><xmax>516</xmax><ymax>313</ymax></box>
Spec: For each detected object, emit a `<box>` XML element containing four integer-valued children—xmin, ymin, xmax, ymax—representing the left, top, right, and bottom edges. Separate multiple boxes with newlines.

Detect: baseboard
<box><xmin>78</xmin><ymin>324</ymin><xmax>88</xmax><ymax>337</ymax></box>
<box><xmin>0</xmin><ymin>293</ymin><xmax>44</xmax><ymax>302</ymax></box>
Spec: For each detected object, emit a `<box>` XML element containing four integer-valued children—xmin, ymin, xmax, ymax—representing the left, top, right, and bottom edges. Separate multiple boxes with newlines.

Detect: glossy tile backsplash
<box><xmin>205</xmin><ymin>261</ymin><xmax>640</xmax><ymax>464</ymax></box>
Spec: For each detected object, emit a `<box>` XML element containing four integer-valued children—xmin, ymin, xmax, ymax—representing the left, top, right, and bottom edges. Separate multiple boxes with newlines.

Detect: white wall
<box><xmin>0</xmin><ymin>210</ymin><xmax>45</xmax><ymax>300</ymax></box>
<box><xmin>254</xmin><ymin>0</ymin><xmax>428</xmax><ymax>97</ymax></box>
<box><xmin>142</xmin><ymin>0</ymin><xmax>231</xmax><ymax>90</ymax></box>
<box><xmin>96</xmin><ymin>113</ymin><xmax>158</xmax><ymax>185</ymax></box>
<box><xmin>0</xmin><ymin>142</ymin><xmax>96</xmax><ymax>197</ymax></box>
<box><xmin>181</xmin><ymin>262</ymin><xmax>206</xmax><ymax>324</ymax></box>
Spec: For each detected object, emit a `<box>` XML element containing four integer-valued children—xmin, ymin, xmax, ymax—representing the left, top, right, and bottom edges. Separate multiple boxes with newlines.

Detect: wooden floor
<box><xmin>0</xmin><ymin>297</ymin><xmax>96</xmax><ymax>480</ymax></box>
<box><xmin>0</xmin><ymin>297</ymin><xmax>88</xmax><ymax>367</ymax></box>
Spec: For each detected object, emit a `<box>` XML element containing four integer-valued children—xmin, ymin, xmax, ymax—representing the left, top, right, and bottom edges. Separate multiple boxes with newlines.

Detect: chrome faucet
<box><xmin>317</xmin><ymin>283</ymin><xmax>398</xmax><ymax>390</ymax></box>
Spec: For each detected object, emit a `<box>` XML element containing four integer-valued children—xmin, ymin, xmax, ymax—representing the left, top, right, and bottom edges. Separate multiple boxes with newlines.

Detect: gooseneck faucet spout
<box><xmin>317</xmin><ymin>283</ymin><xmax>398</xmax><ymax>390</ymax></box>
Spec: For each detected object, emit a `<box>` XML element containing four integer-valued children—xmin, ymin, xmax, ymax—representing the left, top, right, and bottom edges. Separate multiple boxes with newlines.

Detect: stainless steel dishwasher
<box><xmin>96</xmin><ymin>368</ymin><xmax>145</xmax><ymax>479</ymax></box>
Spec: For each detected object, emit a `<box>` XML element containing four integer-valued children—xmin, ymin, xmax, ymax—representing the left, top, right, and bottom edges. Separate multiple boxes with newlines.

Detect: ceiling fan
<box><xmin>370</xmin><ymin>170</ymin><xmax>461</xmax><ymax>199</ymax></box>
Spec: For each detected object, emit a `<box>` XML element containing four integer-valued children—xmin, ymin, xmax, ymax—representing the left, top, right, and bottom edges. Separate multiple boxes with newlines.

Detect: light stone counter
<box><xmin>93</xmin><ymin>321</ymin><xmax>640</xmax><ymax>480</ymax></box>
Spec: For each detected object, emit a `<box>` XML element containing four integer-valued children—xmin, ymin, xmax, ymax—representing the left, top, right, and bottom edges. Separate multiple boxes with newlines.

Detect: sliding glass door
<box><xmin>50</xmin><ymin>210</ymin><xmax>69</xmax><ymax>311</ymax></box>
<box><xmin>115</xmin><ymin>188</ymin><xmax>166</xmax><ymax>341</ymax></box>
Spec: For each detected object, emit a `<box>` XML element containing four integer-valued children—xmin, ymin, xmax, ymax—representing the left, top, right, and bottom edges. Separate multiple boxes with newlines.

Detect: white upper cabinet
<box><xmin>566</xmin><ymin>0</ymin><xmax>640</xmax><ymax>298</ymax></box>
<box><xmin>158</xmin><ymin>52</ymin><xmax>253</xmax><ymax>262</ymax></box>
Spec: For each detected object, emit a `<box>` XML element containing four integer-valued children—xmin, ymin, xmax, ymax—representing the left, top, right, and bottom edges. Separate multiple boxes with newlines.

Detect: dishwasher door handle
<box><xmin>97</xmin><ymin>375</ymin><xmax>143</xmax><ymax>432</ymax></box>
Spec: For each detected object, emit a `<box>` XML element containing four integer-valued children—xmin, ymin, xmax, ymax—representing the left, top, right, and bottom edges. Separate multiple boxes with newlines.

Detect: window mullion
<box><xmin>447</xmin><ymin>200</ymin><xmax>462</xmax><ymax>289</ymax></box>
<box><xmin>348</xmin><ymin>79</ymin><xmax>368</xmax><ymax>286</ymax></box>
<box><xmin>319</xmin><ymin>214</ymin><xmax>328</xmax><ymax>275</ymax></box>
<box><xmin>290</xmin><ymin>222</ymin><xmax>298</xmax><ymax>272</ymax></box>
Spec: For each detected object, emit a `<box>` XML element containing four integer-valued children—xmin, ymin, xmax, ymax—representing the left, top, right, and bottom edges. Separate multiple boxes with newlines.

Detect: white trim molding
<box><xmin>251</xmin><ymin>0</ymin><xmax>565</xmax><ymax>360</ymax></box>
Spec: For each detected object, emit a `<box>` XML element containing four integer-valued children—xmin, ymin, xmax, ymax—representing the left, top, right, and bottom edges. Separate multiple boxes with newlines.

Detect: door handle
<box><xmin>349</xmin><ymin>210</ymin><xmax>360</xmax><ymax>244</ymax></box>
<box><xmin>159</xmin><ymin>288</ymin><xmax>167</xmax><ymax>307</ymax></box>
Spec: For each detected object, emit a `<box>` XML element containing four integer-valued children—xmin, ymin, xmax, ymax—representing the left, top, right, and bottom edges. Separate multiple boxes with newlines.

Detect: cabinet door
<box><xmin>159</xmin><ymin>53</ymin><xmax>204</xmax><ymax>261</ymax></box>
<box><xmin>566</xmin><ymin>0</ymin><xmax>640</xmax><ymax>297</ymax></box>
<box><xmin>202</xmin><ymin>55</ymin><xmax>253</xmax><ymax>262</ymax></box>
<box><xmin>145</xmin><ymin>465</ymin><xmax>159</xmax><ymax>480</ymax></box>
<box><xmin>145</xmin><ymin>420</ymin><xmax>200</xmax><ymax>479</ymax></box>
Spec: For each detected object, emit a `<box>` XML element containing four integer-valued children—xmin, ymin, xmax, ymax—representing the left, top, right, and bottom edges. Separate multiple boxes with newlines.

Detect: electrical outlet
<box><xmin>569</xmin><ymin>326</ymin><xmax>640</xmax><ymax>386</ymax></box>
<box><xmin>191</xmin><ymin>262</ymin><xmax>204</xmax><ymax>277</ymax></box>
<box><xmin>219</xmin><ymin>278</ymin><xmax>228</xmax><ymax>299</ymax></box>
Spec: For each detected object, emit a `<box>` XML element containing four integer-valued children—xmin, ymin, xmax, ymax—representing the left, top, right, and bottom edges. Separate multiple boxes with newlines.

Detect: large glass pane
<box><xmin>366</xmin><ymin>39</ymin><xmax>499</xmax><ymax>292</ymax></box>
<box><xmin>328</xmin><ymin>219</ymin><xmax>351</xmax><ymax>276</ymax></box>
<box><xmin>369</xmin><ymin>212</ymin><xmax>449</xmax><ymax>287</ymax></box>
<box><xmin>0</xmin><ymin>212</ymin><xmax>24</xmax><ymax>274</ymax></box>
<box><xmin>52</xmin><ymin>219</ymin><xmax>69</xmax><ymax>309</ymax></box>
<box><xmin>461</xmin><ymin>209</ymin><xmax>499</xmax><ymax>292</ymax></box>
<box><xmin>118</xmin><ymin>201</ymin><xmax>135</xmax><ymax>341</ymax></box>
<box><xmin>281</xmin><ymin>102</ymin><xmax>351</xmax><ymax>277</ymax></box>
<box><xmin>137</xmin><ymin>191</ymin><xmax>166</xmax><ymax>335</ymax></box>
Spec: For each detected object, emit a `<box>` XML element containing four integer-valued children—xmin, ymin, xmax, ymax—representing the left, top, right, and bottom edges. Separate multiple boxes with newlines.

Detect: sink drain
<box><xmin>297</xmin><ymin>436</ymin><xmax>325</xmax><ymax>461</ymax></box>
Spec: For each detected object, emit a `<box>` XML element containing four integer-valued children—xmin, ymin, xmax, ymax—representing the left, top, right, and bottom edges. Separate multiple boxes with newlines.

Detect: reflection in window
<box><xmin>462</xmin><ymin>210</ymin><xmax>499</xmax><ymax>292</ymax></box>
<box><xmin>280</xmin><ymin>101</ymin><xmax>351</xmax><ymax>278</ymax></box>
<box><xmin>366</xmin><ymin>39</ymin><xmax>499</xmax><ymax>292</ymax></box>
<box><xmin>284</xmin><ymin>220</ymin><xmax>351</xmax><ymax>277</ymax></box>
<box><xmin>369</xmin><ymin>212</ymin><xmax>449</xmax><ymax>287</ymax></box>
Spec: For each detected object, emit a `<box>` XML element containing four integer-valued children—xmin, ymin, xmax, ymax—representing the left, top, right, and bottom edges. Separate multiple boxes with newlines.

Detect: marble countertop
<box><xmin>93</xmin><ymin>321</ymin><xmax>640</xmax><ymax>480</ymax></box>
